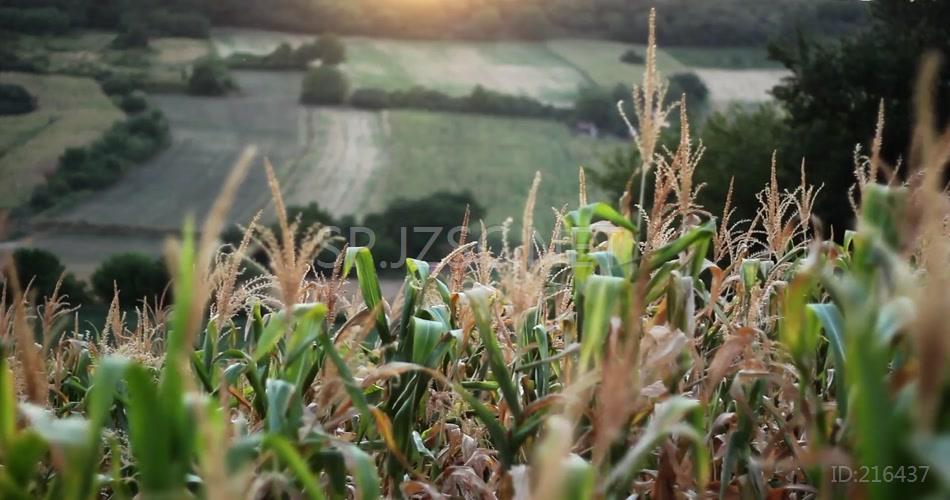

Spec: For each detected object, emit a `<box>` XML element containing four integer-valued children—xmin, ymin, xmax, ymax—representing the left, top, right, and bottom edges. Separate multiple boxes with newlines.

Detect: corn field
<box><xmin>3</xmin><ymin>12</ymin><xmax>950</xmax><ymax>500</ymax></box>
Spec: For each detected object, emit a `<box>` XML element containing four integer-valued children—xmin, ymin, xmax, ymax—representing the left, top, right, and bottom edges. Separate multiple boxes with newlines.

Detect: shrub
<box><xmin>349</xmin><ymin>85</ymin><xmax>564</xmax><ymax>119</ymax></box>
<box><xmin>0</xmin><ymin>83</ymin><xmax>37</xmax><ymax>116</ymax></box>
<box><xmin>30</xmin><ymin>110</ymin><xmax>169</xmax><ymax>210</ymax></box>
<box><xmin>620</xmin><ymin>49</ymin><xmax>645</xmax><ymax>64</ymax></box>
<box><xmin>349</xmin><ymin>88</ymin><xmax>391</xmax><ymax>109</ymax></box>
<box><xmin>363</xmin><ymin>191</ymin><xmax>485</xmax><ymax>267</ymax></box>
<box><xmin>0</xmin><ymin>7</ymin><xmax>69</xmax><ymax>35</ymax></box>
<box><xmin>98</xmin><ymin>72</ymin><xmax>146</xmax><ymax>96</ymax></box>
<box><xmin>669</xmin><ymin>72</ymin><xmax>709</xmax><ymax>105</ymax></box>
<box><xmin>315</xmin><ymin>34</ymin><xmax>345</xmax><ymax>65</ymax></box>
<box><xmin>111</xmin><ymin>21</ymin><xmax>150</xmax><ymax>49</ymax></box>
<box><xmin>10</xmin><ymin>248</ymin><xmax>91</xmax><ymax>305</ymax></box>
<box><xmin>227</xmin><ymin>41</ymin><xmax>320</xmax><ymax>71</ymax></box>
<box><xmin>117</xmin><ymin>91</ymin><xmax>148</xmax><ymax>114</ymax></box>
<box><xmin>91</xmin><ymin>253</ymin><xmax>169</xmax><ymax>304</ymax></box>
<box><xmin>188</xmin><ymin>58</ymin><xmax>235</xmax><ymax>96</ymax></box>
<box><xmin>300</xmin><ymin>65</ymin><xmax>348</xmax><ymax>105</ymax></box>
<box><xmin>0</xmin><ymin>48</ymin><xmax>47</xmax><ymax>73</ymax></box>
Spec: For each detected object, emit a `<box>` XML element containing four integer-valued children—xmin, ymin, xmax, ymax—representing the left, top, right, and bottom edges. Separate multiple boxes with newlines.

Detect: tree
<box><xmin>188</xmin><ymin>58</ymin><xmax>235</xmax><ymax>96</ymax></box>
<box><xmin>91</xmin><ymin>253</ymin><xmax>169</xmax><ymax>305</ymax></box>
<box><xmin>300</xmin><ymin>65</ymin><xmax>348</xmax><ymax>105</ymax></box>
<box><xmin>363</xmin><ymin>191</ymin><xmax>485</xmax><ymax>268</ymax></box>
<box><xmin>316</xmin><ymin>34</ymin><xmax>345</xmax><ymax>65</ymax></box>
<box><xmin>696</xmin><ymin>104</ymin><xmax>797</xmax><ymax>222</ymax></box>
<box><xmin>0</xmin><ymin>83</ymin><xmax>37</xmax><ymax>116</ymax></box>
<box><xmin>769</xmin><ymin>0</ymin><xmax>950</xmax><ymax>232</ymax></box>
<box><xmin>10</xmin><ymin>248</ymin><xmax>91</xmax><ymax>305</ymax></box>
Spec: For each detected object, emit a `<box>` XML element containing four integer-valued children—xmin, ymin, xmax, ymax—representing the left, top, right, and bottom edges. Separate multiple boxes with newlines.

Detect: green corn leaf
<box><xmin>603</xmin><ymin>397</ymin><xmax>702</xmax><ymax>489</ymax></box>
<box><xmin>467</xmin><ymin>286</ymin><xmax>522</xmax><ymax>421</ymax></box>
<box><xmin>580</xmin><ymin>275</ymin><xmax>626</xmax><ymax>371</ymax></box>
<box><xmin>645</xmin><ymin>220</ymin><xmax>715</xmax><ymax>274</ymax></box>
<box><xmin>808</xmin><ymin>303</ymin><xmax>847</xmax><ymax>416</ymax></box>
<box><xmin>344</xmin><ymin>247</ymin><xmax>391</xmax><ymax>344</ymax></box>
<box><xmin>410</xmin><ymin>317</ymin><xmax>445</xmax><ymax>366</ymax></box>
<box><xmin>265</xmin><ymin>379</ymin><xmax>296</xmax><ymax>435</ymax></box>
<box><xmin>252</xmin><ymin>312</ymin><xmax>286</xmax><ymax>363</ymax></box>
<box><xmin>560</xmin><ymin>454</ymin><xmax>595</xmax><ymax>500</ymax></box>
<box><xmin>338</xmin><ymin>442</ymin><xmax>382</xmax><ymax>500</ymax></box>
<box><xmin>261</xmin><ymin>434</ymin><xmax>326</xmax><ymax>500</ymax></box>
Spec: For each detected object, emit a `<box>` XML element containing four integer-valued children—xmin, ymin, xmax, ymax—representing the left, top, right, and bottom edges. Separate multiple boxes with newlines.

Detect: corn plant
<box><xmin>3</xmin><ymin>10</ymin><xmax>950</xmax><ymax>500</ymax></box>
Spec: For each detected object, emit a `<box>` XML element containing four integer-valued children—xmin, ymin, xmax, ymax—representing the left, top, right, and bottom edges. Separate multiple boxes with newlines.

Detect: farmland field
<box><xmin>664</xmin><ymin>46</ymin><xmax>782</xmax><ymax>69</ymax></box>
<box><xmin>544</xmin><ymin>38</ymin><xmax>685</xmax><ymax>89</ymax></box>
<box><xmin>0</xmin><ymin>72</ymin><xmax>123</xmax><ymax>208</ymax></box>
<box><xmin>369</xmin><ymin>110</ymin><xmax>620</xmax><ymax>233</ymax></box>
<box><xmin>33</xmin><ymin>70</ymin><xmax>620</xmax><ymax>273</ymax></box>
<box><xmin>211</xmin><ymin>29</ymin><xmax>785</xmax><ymax>107</ymax></box>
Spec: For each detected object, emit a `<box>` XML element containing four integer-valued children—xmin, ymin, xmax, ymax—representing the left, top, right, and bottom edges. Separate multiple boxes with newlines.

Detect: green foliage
<box><xmin>769</xmin><ymin>0</ymin><xmax>950</xmax><ymax>232</ymax></box>
<box><xmin>90</xmin><ymin>252</ymin><xmax>168</xmax><ymax>304</ymax></box>
<box><xmin>10</xmin><ymin>248</ymin><xmax>90</xmax><ymax>305</ymax></box>
<box><xmin>620</xmin><ymin>49</ymin><xmax>645</xmax><ymax>65</ymax></box>
<box><xmin>300</xmin><ymin>65</ymin><xmax>348</xmax><ymax>105</ymax></box>
<box><xmin>0</xmin><ymin>7</ymin><xmax>69</xmax><ymax>35</ymax></box>
<box><xmin>227</xmin><ymin>40</ymin><xmax>322</xmax><ymax>70</ymax></box>
<box><xmin>315</xmin><ymin>33</ymin><xmax>345</xmax><ymax>65</ymax></box>
<box><xmin>187</xmin><ymin>57</ymin><xmax>235</xmax><ymax>96</ymax></box>
<box><xmin>363</xmin><ymin>191</ymin><xmax>484</xmax><ymax>269</ymax></box>
<box><xmin>116</xmin><ymin>90</ymin><xmax>147</xmax><ymax>114</ymax></box>
<box><xmin>350</xmin><ymin>84</ymin><xmax>564</xmax><ymax>119</ymax></box>
<box><xmin>697</xmin><ymin>103</ymin><xmax>796</xmax><ymax>221</ymax></box>
<box><xmin>110</xmin><ymin>20</ymin><xmax>149</xmax><ymax>49</ymax></box>
<box><xmin>30</xmin><ymin>109</ymin><xmax>169</xmax><ymax>210</ymax></box>
<box><xmin>0</xmin><ymin>83</ymin><xmax>36</xmax><ymax>116</ymax></box>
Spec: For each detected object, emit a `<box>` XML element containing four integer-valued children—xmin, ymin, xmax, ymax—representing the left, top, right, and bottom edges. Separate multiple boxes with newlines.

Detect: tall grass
<box><xmin>3</xmin><ymin>10</ymin><xmax>950</xmax><ymax>499</ymax></box>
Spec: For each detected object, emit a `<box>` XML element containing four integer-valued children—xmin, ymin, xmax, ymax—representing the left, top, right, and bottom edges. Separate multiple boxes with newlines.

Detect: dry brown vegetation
<box><xmin>2</xmin><ymin>11</ymin><xmax>950</xmax><ymax>500</ymax></box>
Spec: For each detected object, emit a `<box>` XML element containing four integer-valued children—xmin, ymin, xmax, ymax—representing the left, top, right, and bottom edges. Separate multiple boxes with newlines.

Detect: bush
<box><xmin>30</xmin><ymin>109</ymin><xmax>169</xmax><ymax>210</ymax></box>
<box><xmin>696</xmin><ymin>103</ymin><xmax>796</xmax><ymax>221</ymax></box>
<box><xmin>349</xmin><ymin>85</ymin><xmax>564</xmax><ymax>119</ymax></box>
<box><xmin>0</xmin><ymin>83</ymin><xmax>37</xmax><ymax>116</ymax></box>
<box><xmin>98</xmin><ymin>72</ymin><xmax>146</xmax><ymax>96</ymax></box>
<box><xmin>669</xmin><ymin>72</ymin><xmax>709</xmax><ymax>105</ymax></box>
<box><xmin>111</xmin><ymin>21</ymin><xmax>150</xmax><ymax>49</ymax></box>
<box><xmin>0</xmin><ymin>7</ymin><xmax>69</xmax><ymax>35</ymax></box>
<box><xmin>0</xmin><ymin>48</ymin><xmax>47</xmax><ymax>73</ymax></box>
<box><xmin>91</xmin><ymin>253</ymin><xmax>169</xmax><ymax>305</ymax></box>
<box><xmin>349</xmin><ymin>88</ymin><xmax>391</xmax><ymax>110</ymax></box>
<box><xmin>315</xmin><ymin>34</ymin><xmax>345</xmax><ymax>65</ymax></box>
<box><xmin>117</xmin><ymin>91</ymin><xmax>148</xmax><ymax>114</ymax></box>
<box><xmin>620</xmin><ymin>49</ymin><xmax>645</xmax><ymax>64</ymax></box>
<box><xmin>10</xmin><ymin>248</ymin><xmax>91</xmax><ymax>305</ymax></box>
<box><xmin>363</xmin><ymin>191</ymin><xmax>485</xmax><ymax>268</ymax></box>
<box><xmin>227</xmin><ymin>41</ymin><xmax>320</xmax><ymax>71</ymax></box>
<box><xmin>188</xmin><ymin>58</ymin><xmax>235</xmax><ymax>96</ymax></box>
<box><xmin>300</xmin><ymin>65</ymin><xmax>348</xmax><ymax>105</ymax></box>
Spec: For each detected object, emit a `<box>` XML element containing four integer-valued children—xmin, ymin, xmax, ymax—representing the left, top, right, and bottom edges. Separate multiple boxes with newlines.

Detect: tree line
<box><xmin>0</xmin><ymin>0</ymin><xmax>867</xmax><ymax>46</ymax></box>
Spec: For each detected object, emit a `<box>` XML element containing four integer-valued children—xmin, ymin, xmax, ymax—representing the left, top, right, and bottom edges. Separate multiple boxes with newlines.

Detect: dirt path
<box><xmin>285</xmin><ymin>108</ymin><xmax>384</xmax><ymax>218</ymax></box>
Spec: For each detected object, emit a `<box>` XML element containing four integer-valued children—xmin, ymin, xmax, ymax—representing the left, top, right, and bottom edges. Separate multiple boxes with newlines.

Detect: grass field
<box><xmin>370</xmin><ymin>110</ymin><xmax>619</xmax><ymax>233</ymax></box>
<box><xmin>664</xmin><ymin>46</ymin><xmax>783</xmax><ymax>69</ymax></box>
<box><xmin>343</xmin><ymin>37</ymin><xmax>589</xmax><ymax>106</ymax></box>
<box><xmin>0</xmin><ymin>72</ymin><xmax>123</xmax><ymax>208</ymax></box>
<box><xmin>210</xmin><ymin>29</ymin><xmax>784</xmax><ymax>107</ymax></box>
<box><xmin>545</xmin><ymin>39</ymin><xmax>685</xmax><ymax>89</ymax></box>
